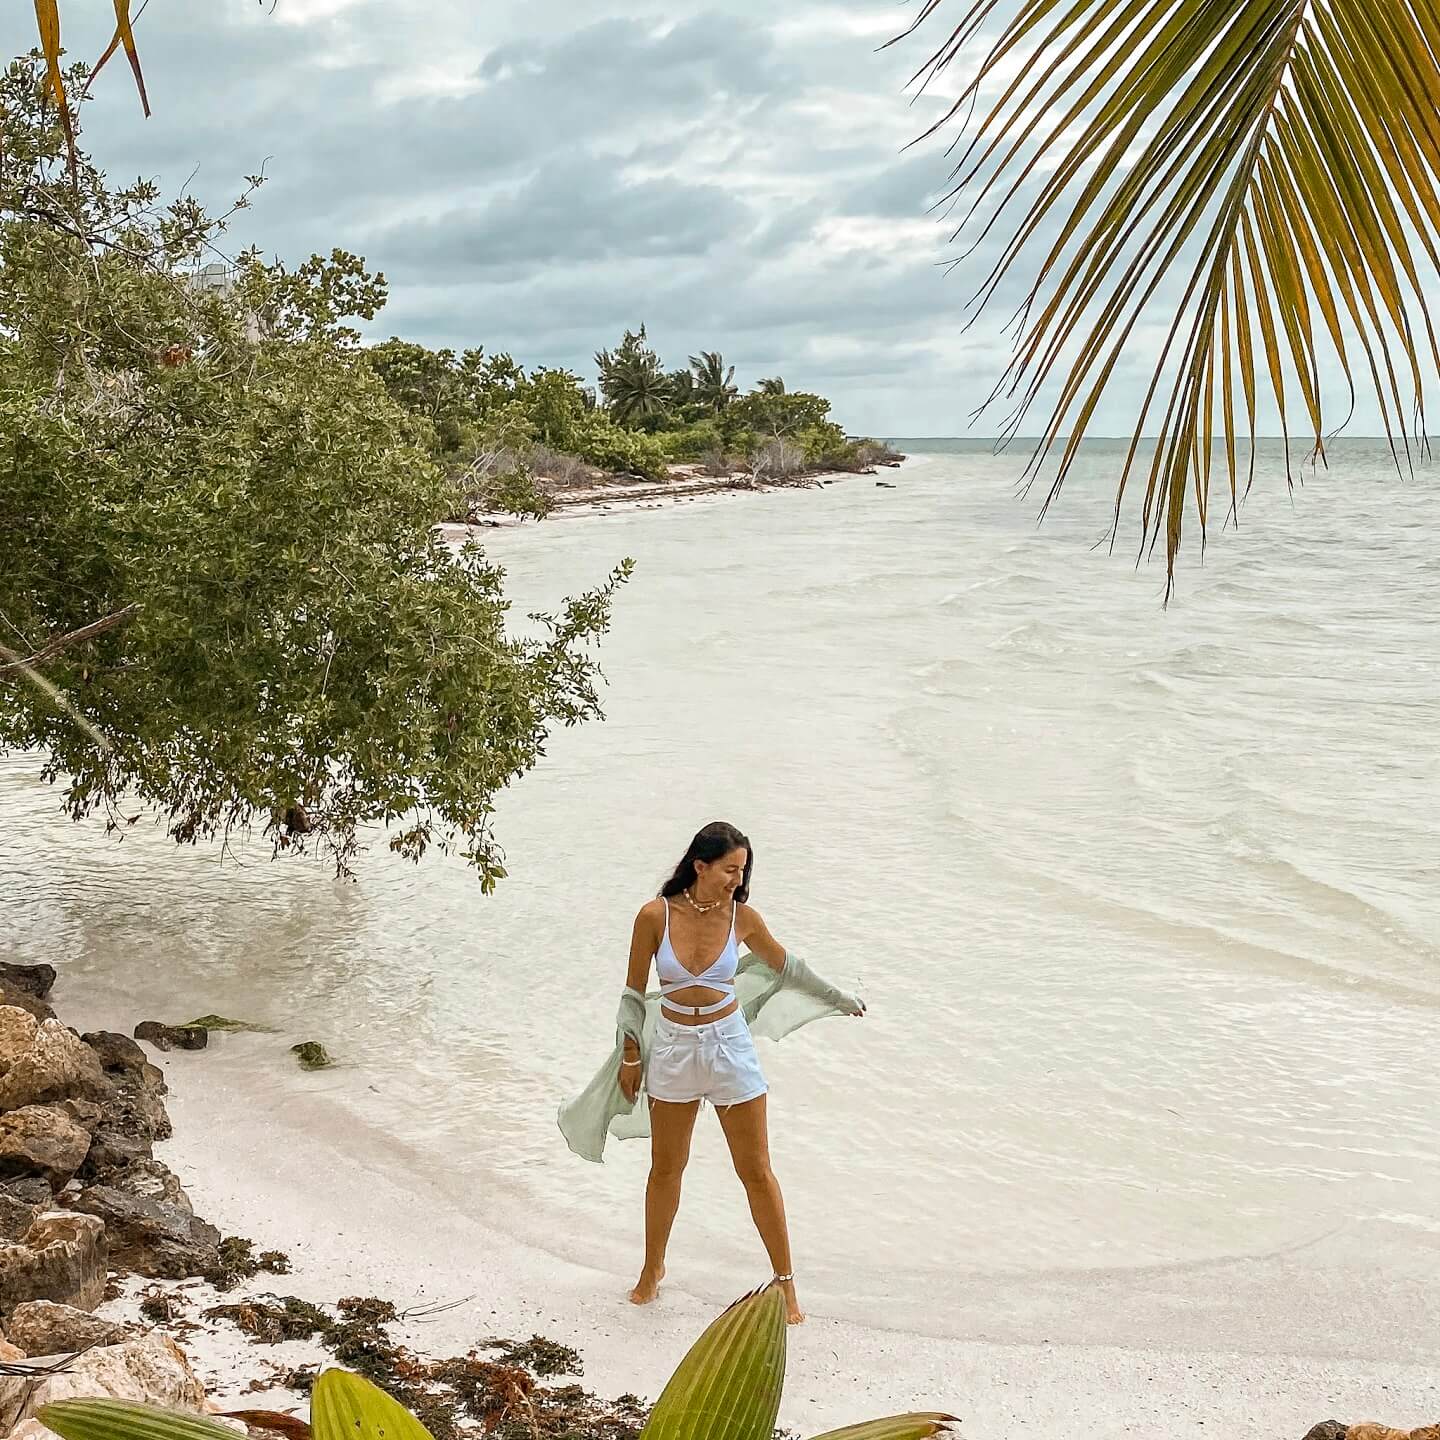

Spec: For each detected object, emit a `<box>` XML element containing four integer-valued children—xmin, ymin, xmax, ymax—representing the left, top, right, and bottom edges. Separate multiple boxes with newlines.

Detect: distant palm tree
<box><xmin>689</xmin><ymin>351</ymin><xmax>739</xmax><ymax>412</ymax></box>
<box><xmin>756</xmin><ymin>376</ymin><xmax>787</xmax><ymax>396</ymax></box>
<box><xmin>595</xmin><ymin>326</ymin><xmax>674</xmax><ymax>426</ymax></box>
<box><xmin>898</xmin><ymin>0</ymin><xmax>1440</xmax><ymax>587</ymax></box>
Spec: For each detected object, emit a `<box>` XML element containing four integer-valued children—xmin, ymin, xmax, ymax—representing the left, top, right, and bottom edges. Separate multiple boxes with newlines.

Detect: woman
<box><xmin>618</xmin><ymin>821</ymin><xmax>864</xmax><ymax>1325</ymax></box>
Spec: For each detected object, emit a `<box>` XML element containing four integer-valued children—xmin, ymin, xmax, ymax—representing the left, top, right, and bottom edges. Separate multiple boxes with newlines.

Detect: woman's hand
<box><xmin>619</xmin><ymin>1052</ymin><xmax>642</xmax><ymax>1102</ymax></box>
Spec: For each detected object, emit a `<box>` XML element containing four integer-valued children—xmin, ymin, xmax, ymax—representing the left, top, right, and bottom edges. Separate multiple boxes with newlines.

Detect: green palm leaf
<box><xmin>39</xmin><ymin>1400</ymin><xmax>246</xmax><ymax>1440</ymax></box>
<box><xmin>900</xmin><ymin>0</ymin><xmax>1440</xmax><ymax>587</ymax></box>
<box><xmin>639</xmin><ymin>1284</ymin><xmax>787</xmax><ymax>1440</ymax></box>
<box><xmin>808</xmin><ymin>1416</ymin><xmax>958</xmax><ymax>1440</ymax></box>
<box><xmin>310</xmin><ymin>1369</ymin><xmax>436</xmax><ymax>1440</ymax></box>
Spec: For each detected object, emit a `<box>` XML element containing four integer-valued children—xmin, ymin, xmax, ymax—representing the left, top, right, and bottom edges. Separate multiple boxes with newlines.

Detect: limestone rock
<box><xmin>1348</xmin><ymin>1428</ymin><xmax>1440</xmax><ymax>1440</ymax></box>
<box><xmin>0</xmin><ymin>986</ymin><xmax>54</xmax><ymax>1024</ymax></box>
<box><xmin>0</xmin><ymin>1190</ymin><xmax>41</xmax><ymax>1243</ymax></box>
<box><xmin>79</xmin><ymin>1129</ymin><xmax>154</xmax><ymax>1181</ymax></box>
<box><xmin>59</xmin><ymin>1099</ymin><xmax>104</xmax><ymax>1133</ymax></box>
<box><xmin>80</xmin><ymin>1033</ymin><xmax>148</xmax><ymax>1074</ymax></box>
<box><xmin>0</xmin><ymin>970</ymin><xmax>58</xmax><ymax>1024</ymax></box>
<box><xmin>8</xmin><ymin>1299</ymin><xmax>130</xmax><ymax>1354</ymax></box>
<box><xmin>0</xmin><ymin>1107</ymin><xmax>91</xmax><ymax>1188</ymax></box>
<box><xmin>0</xmin><ymin>1212</ymin><xmax>107</xmax><ymax>1314</ymax></box>
<box><xmin>13</xmin><ymin>1331</ymin><xmax>204</xmax><ymax>1413</ymax></box>
<box><xmin>0</xmin><ymin>1178</ymin><xmax>53</xmax><ymax>1206</ymax></box>
<box><xmin>133</xmin><ymin>1022</ymin><xmax>207</xmax><ymax>1054</ymax></box>
<box><xmin>78</xmin><ymin>1028</ymin><xmax>173</xmax><ymax>1146</ymax></box>
<box><xmin>0</xmin><ymin>967</ymin><xmax>55</xmax><ymax>1001</ymax></box>
<box><xmin>7</xmin><ymin>1420</ymin><xmax>62</xmax><ymax>1440</ymax></box>
<box><xmin>70</xmin><ymin>1185</ymin><xmax>219</xmax><ymax>1279</ymax></box>
<box><xmin>0</xmin><ymin>1337</ymin><xmax>25</xmax><ymax>1362</ymax></box>
<box><xmin>111</xmin><ymin>1160</ymin><xmax>192</xmax><ymax>1213</ymax></box>
<box><xmin>0</xmin><ymin>1010</ymin><xmax>109</xmax><ymax>1112</ymax></box>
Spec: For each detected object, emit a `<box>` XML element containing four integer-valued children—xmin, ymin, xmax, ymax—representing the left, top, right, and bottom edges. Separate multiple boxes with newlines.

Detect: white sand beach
<box><xmin>58</xmin><ymin>984</ymin><xmax>1437</xmax><ymax>1440</ymax></box>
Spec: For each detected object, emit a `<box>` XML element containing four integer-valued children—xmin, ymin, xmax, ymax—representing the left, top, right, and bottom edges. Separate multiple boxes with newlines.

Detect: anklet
<box><xmin>773</xmin><ymin>1272</ymin><xmax>794</xmax><ymax>1284</ymax></box>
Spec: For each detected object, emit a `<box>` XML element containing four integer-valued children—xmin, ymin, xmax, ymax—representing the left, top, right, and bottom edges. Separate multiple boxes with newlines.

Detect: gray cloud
<box><xmin>58</xmin><ymin>0</ymin><xmax>1233</xmax><ymax>435</ymax></box>
<box><xmin>368</xmin><ymin>157</ymin><xmax>746</xmax><ymax>277</ymax></box>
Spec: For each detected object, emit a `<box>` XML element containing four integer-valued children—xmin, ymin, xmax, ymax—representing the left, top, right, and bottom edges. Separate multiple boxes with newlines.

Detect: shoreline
<box><xmin>44</xmin><ymin>976</ymin><xmax>1440</xmax><ymax>1440</ymax></box>
<box><xmin>446</xmin><ymin>460</ymin><xmax>902</xmax><ymax>532</ymax></box>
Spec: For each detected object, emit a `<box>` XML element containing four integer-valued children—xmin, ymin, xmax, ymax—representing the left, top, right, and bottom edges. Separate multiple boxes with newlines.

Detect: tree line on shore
<box><xmin>365</xmin><ymin>325</ymin><xmax>899</xmax><ymax>523</ymax></box>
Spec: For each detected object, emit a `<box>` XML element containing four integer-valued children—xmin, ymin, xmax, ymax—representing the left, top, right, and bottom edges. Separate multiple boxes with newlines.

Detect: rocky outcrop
<box><xmin>0</xmin><ymin>966</ymin><xmax>55</xmax><ymax>999</ymax></box>
<box><xmin>133</xmin><ymin>1022</ymin><xmax>207</xmax><ymax>1054</ymax></box>
<box><xmin>79</xmin><ymin>1032</ymin><xmax>146</xmax><ymax>1073</ymax></box>
<box><xmin>81</xmin><ymin>1031</ymin><xmax>172</xmax><ymax>1144</ymax></box>
<box><xmin>0</xmin><ymin>1013</ymin><xmax>108</xmax><ymax>1112</ymax></box>
<box><xmin>7</xmin><ymin>1298</ymin><xmax>131</xmax><ymax>1353</ymax></box>
<box><xmin>0</xmin><ymin>1178</ymin><xmax>52</xmax><ymax>1206</ymax></box>
<box><xmin>0</xmin><ymin>1107</ymin><xmax>91</xmax><ymax>1188</ymax></box>
<box><xmin>0</xmin><ymin>966</ymin><xmax>57</xmax><ymax>1025</ymax></box>
<box><xmin>0</xmin><ymin>1190</ymin><xmax>42</xmax><ymax>1243</ymax></box>
<box><xmin>6</xmin><ymin>1330</ymin><xmax>205</xmax><ymax>1413</ymax></box>
<box><xmin>108</xmin><ymin>1159</ymin><xmax>190</xmax><ymax>1210</ymax></box>
<box><xmin>1302</xmin><ymin>1426</ymin><xmax>1440</xmax><ymax>1440</ymax></box>
<box><xmin>79</xmin><ymin>1130</ymin><xmax>153</xmax><ymax>1181</ymax></box>
<box><xmin>0</xmin><ymin>1212</ymin><xmax>106</xmax><ymax>1315</ymax></box>
<box><xmin>1347</xmin><ymin>1428</ymin><xmax>1440</xmax><ymax>1440</ymax></box>
<box><xmin>70</xmin><ymin>1183</ymin><xmax>219</xmax><ymax>1280</ymax></box>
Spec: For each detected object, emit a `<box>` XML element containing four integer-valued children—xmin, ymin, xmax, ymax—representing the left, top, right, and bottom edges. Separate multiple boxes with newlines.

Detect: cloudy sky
<box><xmin>61</xmin><ymin>0</ymin><xmax>1340</xmax><ymax>439</ymax></box>
<box><xmin>48</xmin><ymin>0</ymin><xmax>1013</xmax><ymax>436</ymax></box>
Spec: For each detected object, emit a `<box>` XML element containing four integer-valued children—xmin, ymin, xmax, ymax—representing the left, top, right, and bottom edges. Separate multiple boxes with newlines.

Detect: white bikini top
<box><xmin>655</xmin><ymin>900</ymin><xmax>739</xmax><ymax>1016</ymax></box>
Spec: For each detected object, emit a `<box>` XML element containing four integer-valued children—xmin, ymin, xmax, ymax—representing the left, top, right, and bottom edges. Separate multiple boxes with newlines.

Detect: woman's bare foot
<box><xmin>628</xmin><ymin>1265</ymin><xmax>665</xmax><ymax>1306</ymax></box>
<box><xmin>777</xmin><ymin>1276</ymin><xmax>805</xmax><ymax>1325</ymax></box>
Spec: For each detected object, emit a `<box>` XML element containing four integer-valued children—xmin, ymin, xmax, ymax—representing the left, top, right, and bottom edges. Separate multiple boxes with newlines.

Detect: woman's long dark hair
<box><xmin>660</xmin><ymin>821</ymin><xmax>753</xmax><ymax>904</ymax></box>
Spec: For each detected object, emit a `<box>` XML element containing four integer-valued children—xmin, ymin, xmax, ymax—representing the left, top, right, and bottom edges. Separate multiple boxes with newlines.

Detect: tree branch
<box><xmin>0</xmin><ymin>603</ymin><xmax>141</xmax><ymax>675</ymax></box>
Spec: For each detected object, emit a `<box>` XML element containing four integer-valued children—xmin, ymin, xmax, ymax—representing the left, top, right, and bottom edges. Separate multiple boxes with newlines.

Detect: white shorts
<box><xmin>647</xmin><ymin>1009</ymin><xmax>768</xmax><ymax>1107</ymax></box>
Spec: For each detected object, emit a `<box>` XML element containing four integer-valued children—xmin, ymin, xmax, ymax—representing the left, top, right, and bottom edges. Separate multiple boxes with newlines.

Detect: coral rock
<box><xmin>8</xmin><ymin>1299</ymin><xmax>130</xmax><ymax>1354</ymax></box>
<box><xmin>70</xmin><ymin>1185</ymin><xmax>219</xmax><ymax>1280</ymax></box>
<box><xmin>10</xmin><ymin>1331</ymin><xmax>204</xmax><ymax>1412</ymax></box>
<box><xmin>0</xmin><ymin>1211</ymin><xmax>107</xmax><ymax>1315</ymax></box>
<box><xmin>0</xmin><ymin>1010</ymin><xmax>108</xmax><ymax>1112</ymax></box>
<box><xmin>0</xmin><ymin>1107</ymin><xmax>91</xmax><ymax>1188</ymax></box>
<box><xmin>133</xmin><ymin>1023</ymin><xmax>207</xmax><ymax>1054</ymax></box>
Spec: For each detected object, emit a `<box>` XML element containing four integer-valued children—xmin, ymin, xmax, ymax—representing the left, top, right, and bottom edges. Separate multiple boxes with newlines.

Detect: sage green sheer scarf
<box><xmin>556</xmin><ymin>952</ymin><xmax>862</xmax><ymax>1163</ymax></box>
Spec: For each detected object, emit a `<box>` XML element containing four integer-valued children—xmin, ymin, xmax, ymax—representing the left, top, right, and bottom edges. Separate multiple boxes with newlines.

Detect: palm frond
<box><xmin>638</xmin><ymin>1284</ymin><xmax>787</xmax><ymax>1440</ymax></box>
<box><xmin>808</xmin><ymin>1414</ymin><xmax>959</xmax><ymax>1440</ymax></box>
<box><xmin>85</xmin><ymin>0</ymin><xmax>152</xmax><ymax>114</ymax></box>
<box><xmin>32</xmin><ymin>0</ymin><xmax>75</xmax><ymax>164</ymax></box>
<box><xmin>902</xmin><ymin>0</ymin><xmax>1440</xmax><ymax>586</ymax></box>
<box><xmin>29</xmin><ymin>0</ymin><xmax>163</xmax><ymax>170</ymax></box>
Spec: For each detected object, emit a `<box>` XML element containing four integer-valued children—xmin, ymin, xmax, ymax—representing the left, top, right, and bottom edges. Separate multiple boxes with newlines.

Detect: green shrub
<box><xmin>568</xmin><ymin>412</ymin><xmax>669</xmax><ymax>480</ymax></box>
<box><xmin>659</xmin><ymin>420</ymin><xmax>724</xmax><ymax>462</ymax></box>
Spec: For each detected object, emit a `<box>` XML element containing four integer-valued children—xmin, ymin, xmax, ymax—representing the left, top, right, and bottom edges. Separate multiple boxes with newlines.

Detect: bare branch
<box><xmin>0</xmin><ymin>602</ymin><xmax>140</xmax><ymax>674</ymax></box>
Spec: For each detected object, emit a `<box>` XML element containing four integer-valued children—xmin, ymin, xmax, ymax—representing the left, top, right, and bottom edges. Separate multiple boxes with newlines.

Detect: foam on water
<box><xmin>3</xmin><ymin>440</ymin><xmax>1437</xmax><ymax>1334</ymax></box>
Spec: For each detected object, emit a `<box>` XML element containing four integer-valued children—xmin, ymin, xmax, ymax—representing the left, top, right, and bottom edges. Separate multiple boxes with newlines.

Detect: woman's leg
<box><xmin>630</xmin><ymin>1098</ymin><xmax>700</xmax><ymax>1305</ymax></box>
<box><xmin>716</xmin><ymin>1095</ymin><xmax>804</xmax><ymax>1324</ymax></box>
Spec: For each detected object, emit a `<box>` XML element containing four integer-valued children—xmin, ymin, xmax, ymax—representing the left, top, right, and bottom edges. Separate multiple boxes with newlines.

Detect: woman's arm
<box><xmin>740</xmin><ymin>903</ymin><xmax>866</xmax><ymax>1016</ymax></box>
<box><xmin>619</xmin><ymin>902</ymin><xmax>661</xmax><ymax>1101</ymax></box>
<box><xmin>737</xmin><ymin>903</ymin><xmax>787</xmax><ymax>972</ymax></box>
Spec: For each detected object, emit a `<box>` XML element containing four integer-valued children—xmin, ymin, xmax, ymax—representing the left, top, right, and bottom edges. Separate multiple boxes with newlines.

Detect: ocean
<box><xmin>4</xmin><ymin>439</ymin><xmax>1436</xmax><ymax>1349</ymax></box>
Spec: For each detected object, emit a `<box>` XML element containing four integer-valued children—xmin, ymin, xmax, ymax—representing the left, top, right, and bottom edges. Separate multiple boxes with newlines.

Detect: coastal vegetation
<box><xmin>366</xmin><ymin>323</ymin><xmax>899</xmax><ymax>513</ymax></box>
<box><xmin>0</xmin><ymin>60</ymin><xmax>627</xmax><ymax>887</ymax></box>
